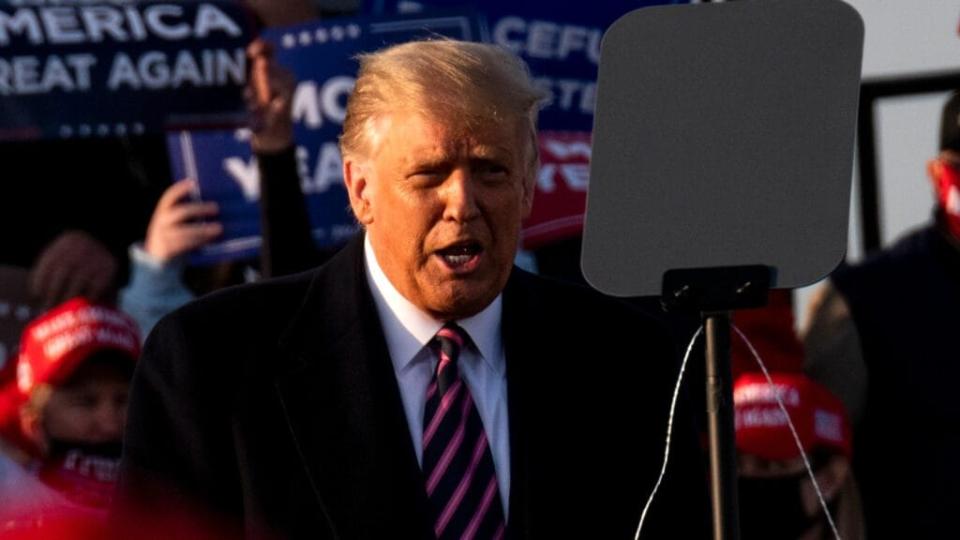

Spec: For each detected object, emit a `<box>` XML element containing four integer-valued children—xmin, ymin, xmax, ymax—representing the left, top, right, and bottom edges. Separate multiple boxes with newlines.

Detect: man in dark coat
<box><xmin>116</xmin><ymin>39</ymin><xmax>708</xmax><ymax>539</ymax></box>
<box><xmin>804</xmin><ymin>91</ymin><xmax>960</xmax><ymax>539</ymax></box>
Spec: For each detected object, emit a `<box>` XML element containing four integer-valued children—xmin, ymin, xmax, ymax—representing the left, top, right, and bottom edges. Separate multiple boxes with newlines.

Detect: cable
<box><xmin>634</xmin><ymin>325</ymin><xmax>703</xmax><ymax>540</ymax></box>
<box><xmin>731</xmin><ymin>324</ymin><xmax>842</xmax><ymax>540</ymax></box>
<box><xmin>633</xmin><ymin>322</ymin><xmax>842</xmax><ymax>539</ymax></box>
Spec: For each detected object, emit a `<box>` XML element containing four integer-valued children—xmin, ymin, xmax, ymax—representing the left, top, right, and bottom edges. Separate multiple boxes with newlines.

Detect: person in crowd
<box><xmin>1</xmin><ymin>3</ymin><xmax>323</xmax><ymax>314</ymax></box>
<box><xmin>0</xmin><ymin>121</ymin><xmax>168</xmax><ymax>310</ymax></box>
<box><xmin>734</xmin><ymin>372</ymin><xmax>863</xmax><ymax>540</ymax></box>
<box><xmin>115</xmin><ymin>39</ymin><xmax>709</xmax><ymax>539</ymax></box>
<box><xmin>119</xmin><ymin>39</ymin><xmax>324</xmax><ymax>338</ymax></box>
<box><xmin>247</xmin><ymin>39</ymin><xmax>337</xmax><ymax>279</ymax></box>
<box><xmin>804</xmin><ymin>90</ymin><xmax>960</xmax><ymax>538</ymax></box>
<box><xmin>117</xmin><ymin>178</ymin><xmax>222</xmax><ymax>339</ymax></box>
<box><xmin>0</xmin><ymin>298</ymin><xmax>139</xmax><ymax>531</ymax></box>
<box><xmin>1</xmin><ymin>138</ymin><xmax>155</xmax><ymax>311</ymax></box>
<box><xmin>27</xmin><ymin>231</ymin><xmax>122</xmax><ymax>310</ymax></box>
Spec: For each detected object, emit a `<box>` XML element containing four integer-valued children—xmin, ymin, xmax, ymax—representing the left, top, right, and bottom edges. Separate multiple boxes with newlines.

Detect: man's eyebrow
<box><xmin>468</xmin><ymin>157</ymin><xmax>510</xmax><ymax>172</ymax></box>
<box><xmin>469</xmin><ymin>145</ymin><xmax>513</xmax><ymax>160</ymax></box>
<box><xmin>404</xmin><ymin>155</ymin><xmax>453</xmax><ymax>172</ymax></box>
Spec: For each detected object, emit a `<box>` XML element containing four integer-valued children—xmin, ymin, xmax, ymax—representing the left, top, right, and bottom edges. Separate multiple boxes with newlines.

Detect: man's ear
<box><xmin>19</xmin><ymin>406</ymin><xmax>46</xmax><ymax>454</ymax></box>
<box><xmin>343</xmin><ymin>157</ymin><xmax>375</xmax><ymax>226</ymax></box>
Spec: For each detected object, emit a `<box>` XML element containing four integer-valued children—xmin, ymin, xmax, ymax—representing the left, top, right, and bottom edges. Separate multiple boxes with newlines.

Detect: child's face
<box><xmin>41</xmin><ymin>359</ymin><xmax>131</xmax><ymax>447</ymax></box>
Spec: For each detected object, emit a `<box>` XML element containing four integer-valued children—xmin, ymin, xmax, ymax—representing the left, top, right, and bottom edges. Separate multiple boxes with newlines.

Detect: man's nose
<box><xmin>441</xmin><ymin>169</ymin><xmax>480</xmax><ymax>222</ymax></box>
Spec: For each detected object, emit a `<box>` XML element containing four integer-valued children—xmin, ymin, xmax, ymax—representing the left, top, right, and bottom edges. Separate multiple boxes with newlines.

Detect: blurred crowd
<box><xmin>0</xmin><ymin>2</ymin><xmax>339</xmax><ymax>537</ymax></box>
<box><xmin>0</xmin><ymin>1</ymin><xmax>957</xmax><ymax>539</ymax></box>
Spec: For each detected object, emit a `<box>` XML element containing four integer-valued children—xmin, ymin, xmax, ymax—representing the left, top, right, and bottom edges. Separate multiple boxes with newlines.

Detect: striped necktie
<box><xmin>422</xmin><ymin>323</ymin><xmax>506</xmax><ymax>540</ymax></box>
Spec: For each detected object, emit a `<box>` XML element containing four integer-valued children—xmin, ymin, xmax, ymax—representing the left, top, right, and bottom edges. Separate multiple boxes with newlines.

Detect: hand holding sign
<box><xmin>144</xmin><ymin>180</ymin><xmax>223</xmax><ymax>263</ymax></box>
<box><xmin>246</xmin><ymin>40</ymin><xmax>295</xmax><ymax>154</ymax></box>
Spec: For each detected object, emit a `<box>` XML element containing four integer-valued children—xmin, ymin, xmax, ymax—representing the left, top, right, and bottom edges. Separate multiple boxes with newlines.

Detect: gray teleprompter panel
<box><xmin>581</xmin><ymin>0</ymin><xmax>864</xmax><ymax>297</ymax></box>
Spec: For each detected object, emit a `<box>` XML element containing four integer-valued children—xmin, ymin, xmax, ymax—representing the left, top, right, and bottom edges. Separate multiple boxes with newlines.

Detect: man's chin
<box><xmin>423</xmin><ymin>283</ymin><xmax>499</xmax><ymax>321</ymax></box>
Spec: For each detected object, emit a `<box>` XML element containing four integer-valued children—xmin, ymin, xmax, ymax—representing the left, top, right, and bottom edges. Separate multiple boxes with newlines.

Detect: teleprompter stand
<box><xmin>662</xmin><ymin>265</ymin><xmax>774</xmax><ymax>539</ymax></box>
<box><xmin>581</xmin><ymin>1</ymin><xmax>863</xmax><ymax>539</ymax></box>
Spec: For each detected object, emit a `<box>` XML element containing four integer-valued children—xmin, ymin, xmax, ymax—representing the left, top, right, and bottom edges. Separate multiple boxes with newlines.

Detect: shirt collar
<box><xmin>364</xmin><ymin>235</ymin><xmax>504</xmax><ymax>375</ymax></box>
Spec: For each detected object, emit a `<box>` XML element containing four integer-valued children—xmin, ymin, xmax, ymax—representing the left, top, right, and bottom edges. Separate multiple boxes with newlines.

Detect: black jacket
<box><xmin>832</xmin><ymin>223</ymin><xmax>960</xmax><ymax>539</ymax></box>
<box><xmin>116</xmin><ymin>234</ymin><xmax>709</xmax><ymax>539</ymax></box>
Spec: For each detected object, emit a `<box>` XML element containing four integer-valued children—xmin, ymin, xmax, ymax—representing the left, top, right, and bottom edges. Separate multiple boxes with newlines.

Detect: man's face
<box><xmin>345</xmin><ymin>110</ymin><xmax>535</xmax><ymax>320</ymax></box>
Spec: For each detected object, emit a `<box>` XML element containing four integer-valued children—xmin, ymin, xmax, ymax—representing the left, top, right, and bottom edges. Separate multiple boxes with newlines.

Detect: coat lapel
<box><xmin>501</xmin><ymin>269</ymin><xmax>536</xmax><ymax>539</ymax></box>
<box><xmin>273</xmin><ymin>235</ymin><xmax>433</xmax><ymax>539</ymax></box>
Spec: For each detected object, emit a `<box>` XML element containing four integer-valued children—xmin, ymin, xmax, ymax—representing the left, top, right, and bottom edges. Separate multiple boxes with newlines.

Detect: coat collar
<box><xmin>273</xmin><ymin>233</ymin><xmax>433</xmax><ymax>539</ymax></box>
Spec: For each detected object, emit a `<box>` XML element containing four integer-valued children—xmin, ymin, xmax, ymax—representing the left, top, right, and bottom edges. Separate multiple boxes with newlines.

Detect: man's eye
<box><xmin>409</xmin><ymin>169</ymin><xmax>446</xmax><ymax>184</ymax></box>
<box><xmin>476</xmin><ymin>163</ymin><xmax>509</xmax><ymax>179</ymax></box>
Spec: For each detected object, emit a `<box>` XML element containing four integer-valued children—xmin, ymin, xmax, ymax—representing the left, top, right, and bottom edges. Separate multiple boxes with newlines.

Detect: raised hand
<box><xmin>144</xmin><ymin>179</ymin><xmax>222</xmax><ymax>263</ymax></box>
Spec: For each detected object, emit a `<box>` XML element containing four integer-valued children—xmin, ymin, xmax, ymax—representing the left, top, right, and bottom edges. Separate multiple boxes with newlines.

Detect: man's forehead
<box><xmin>380</xmin><ymin>111</ymin><xmax>520</xmax><ymax>159</ymax></box>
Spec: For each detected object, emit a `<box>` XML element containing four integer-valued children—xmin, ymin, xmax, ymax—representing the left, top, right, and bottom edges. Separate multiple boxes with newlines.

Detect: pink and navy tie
<box><xmin>422</xmin><ymin>323</ymin><xmax>506</xmax><ymax>540</ymax></box>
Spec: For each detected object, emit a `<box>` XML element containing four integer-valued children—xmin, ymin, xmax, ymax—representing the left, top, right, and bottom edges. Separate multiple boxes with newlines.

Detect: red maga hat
<box><xmin>734</xmin><ymin>372</ymin><xmax>851</xmax><ymax>462</ymax></box>
<box><xmin>15</xmin><ymin>297</ymin><xmax>140</xmax><ymax>397</ymax></box>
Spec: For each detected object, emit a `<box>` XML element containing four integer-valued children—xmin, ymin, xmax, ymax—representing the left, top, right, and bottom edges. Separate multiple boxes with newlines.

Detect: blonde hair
<box><xmin>22</xmin><ymin>383</ymin><xmax>52</xmax><ymax>419</ymax></box>
<box><xmin>340</xmin><ymin>39</ymin><xmax>547</xmax><ymax>170</ymax></box>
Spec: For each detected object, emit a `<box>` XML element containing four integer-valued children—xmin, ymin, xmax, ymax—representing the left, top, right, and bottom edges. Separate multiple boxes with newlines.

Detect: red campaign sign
<box><xmin>522</xmin><ymin>131</ymin><xmax>591</xmax><ymax>249</ymax></box>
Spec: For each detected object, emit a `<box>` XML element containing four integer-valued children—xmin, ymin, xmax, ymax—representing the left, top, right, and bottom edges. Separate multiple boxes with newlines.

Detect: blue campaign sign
<box><xmin>366</xmin><ymin>0</ymin><xmax>688</xmax><ymax>131</ymax></box>
<box><xmin>0</xmin><ymin>0</ymin><xmax>256</xmax><ymax>140</ymax></box>
<box><xmin>167</xmin><ymin>13</ymin><xmax>484</xmax><ymax>265</ymax></box>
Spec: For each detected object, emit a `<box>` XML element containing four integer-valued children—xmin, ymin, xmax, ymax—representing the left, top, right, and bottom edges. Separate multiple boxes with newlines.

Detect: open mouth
<box><xmin>435</xmin><ymin>242</ymin><xmax>483</xmax><ymax>272</ymax></box>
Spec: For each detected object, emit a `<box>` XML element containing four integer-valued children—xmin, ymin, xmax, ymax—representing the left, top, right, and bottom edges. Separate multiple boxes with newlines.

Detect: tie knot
<box><xmin>433</xmin><ymin>323</ymin><xmax>467</xmax><ymax>360</ymax></box>
<box><xmin>431</xmin><ymin>323</ymin><xmax>468</xmax><ymax>394</ymax></box>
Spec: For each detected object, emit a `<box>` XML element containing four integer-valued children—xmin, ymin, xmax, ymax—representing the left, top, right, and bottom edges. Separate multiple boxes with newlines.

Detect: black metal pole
<box><xmin>704</xmin><ymin>312</ymin><xmax>740</xmax><ymax>540</ymax></box>
<box><xmin>856</xmin><ymin>91</ymin><xmax>882</xmax><ymax>254</ymax></box>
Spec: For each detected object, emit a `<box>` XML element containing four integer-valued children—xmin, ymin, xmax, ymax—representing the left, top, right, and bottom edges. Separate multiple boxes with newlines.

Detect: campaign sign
<box><xmin>0</xmin><ymin>0</ymin><xmax>256</xmax><ymax>140</ymax></box>
<box><xmin>366</xmin><ymin>0</ymin><xmax>687</xmax><ymax>248</ymax></box>
<box><xmin>528</xmin><ymin>131</ymin><xmax>592</xmax><ymax>247</ymax></box>
<box><xmin>367</xmin><ymin>0</ymin><xmax>686</xmax><ymax>131</ymax></box>
<box><xmin>168</xmin><ymin>13</ymin><xmax>484</xmax><ymax>265</ymax></box>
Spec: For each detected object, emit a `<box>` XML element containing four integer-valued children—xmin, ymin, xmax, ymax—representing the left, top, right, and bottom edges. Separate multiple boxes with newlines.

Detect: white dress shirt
<box><xmin>364</xmin><ymin>237</ymin><xmax>511</xmax><ymax>513</ymax></box>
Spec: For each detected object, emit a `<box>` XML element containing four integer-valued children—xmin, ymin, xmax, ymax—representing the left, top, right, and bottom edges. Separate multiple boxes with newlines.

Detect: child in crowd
<box><xmin>735</xmin><ymin>372</ymin><xmax>864</xmax><ymax>540</ymax></box>
<box><xmin>0</xmin><ymin>298</ymin><xmax>139</xmax><ymax>533</ymax></box>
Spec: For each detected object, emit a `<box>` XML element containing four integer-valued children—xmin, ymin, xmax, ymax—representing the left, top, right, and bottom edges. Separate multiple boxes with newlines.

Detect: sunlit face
<box><xmin>41</xmin><ymin>361</ymin><xmax>130</xmax><ymax>446</ymax></box>
<box><xmin>345</xmin><ymin>110</ymin><xmax>535</xmax><ymax>320</ymax></box>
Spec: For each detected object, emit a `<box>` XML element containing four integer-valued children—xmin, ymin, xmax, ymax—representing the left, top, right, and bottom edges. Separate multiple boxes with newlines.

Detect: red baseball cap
<box><xmin>15</xmin><ymin>297</ymin><xmax>140</xmax><ymax>397</ymax></box>
<box><xmin>734</xmin><ymin>372</ymin><xmax>851</xmax><ymax>462</ymax></box>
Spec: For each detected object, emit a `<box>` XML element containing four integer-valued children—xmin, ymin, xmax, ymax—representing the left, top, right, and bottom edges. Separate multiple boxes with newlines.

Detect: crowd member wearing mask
<box><xmin>0</xmin><ymin>298</ymin><xmax>139</xmax><ymax>530</ymax></box>
<box><xmin>804</xmin><ymin>90</ymin><xmax>960</xmax><ymax>538</ymax></box>
<box><xmin>734</xmin><ymin>372</ymin><xmax>863</xmax><ymax>540</ymax></box>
